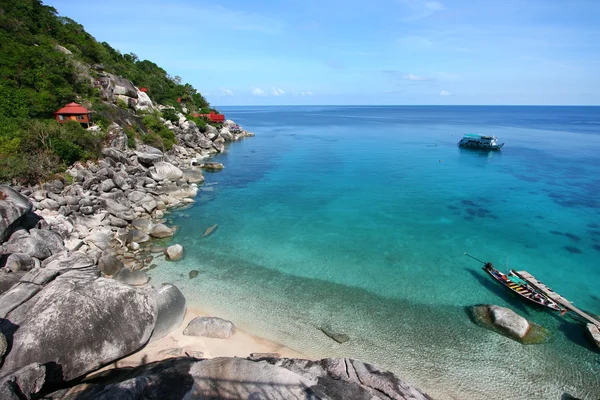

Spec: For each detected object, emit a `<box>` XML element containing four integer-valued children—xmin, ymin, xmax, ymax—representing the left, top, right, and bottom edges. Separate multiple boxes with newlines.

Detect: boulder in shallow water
<box><xmin>164</xmin><ymin>244</ymin><xmax>183</xmax><ymax>261</ymax></box>
<box><xmin>150</xmin><ymin>223</ymin><xmax>173</xmax><ymax>238</ymax></box>
<box><xmin>468</xmin><ymin>304</ymin><xmax>551</xmax><ymax>344</ymax></box>
<box><xmin>0</xmin><ymin>185</ymin><xmax>33</xmax><ymax>243</ymax></box>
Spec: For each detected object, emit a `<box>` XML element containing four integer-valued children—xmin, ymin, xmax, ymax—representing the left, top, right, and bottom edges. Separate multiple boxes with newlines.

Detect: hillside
<box><xmin>0</xmin><ymin>0</ymin><xmax>212</xmax><ymax>183</ymax></box>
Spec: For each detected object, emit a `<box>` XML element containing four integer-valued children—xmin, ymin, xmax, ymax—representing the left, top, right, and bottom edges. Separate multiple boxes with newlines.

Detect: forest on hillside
<box><xmin>0</xmin><ymin>0</ymin><xmax>210</xmax><ymax>183</ymax></box>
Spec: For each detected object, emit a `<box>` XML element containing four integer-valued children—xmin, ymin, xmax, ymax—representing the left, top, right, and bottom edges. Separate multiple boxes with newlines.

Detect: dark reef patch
<box><xmin>447</xmin><ymin>205</ymin><xmax>459</xmax><ymax>210</ymax></box>
<box><xmin>564</xmin><ymin>246</ymin><xmax>582</xmax><ymax>254</ymax></box>
<box><xmin>461</xmin><ymin>200</ymin><xmax>477</xmax><ymax>207</ymax></box>
<box><xmin>549</xmin><ymin>230</ymin><xmax>563</xmax><ymax>236</ymax></box>
<box><xmin>564</xmin><ymin>233</ymin><xmax>581</xmax><ymax>242</ymax></box>
<box><xmin>588</xmin><ymin>222</ymin><xmax>599</xmax><ymax>229</ymax></box>
<box><xmin>592</xmin><ymin>244</ymin><xmax>600</xmax><ymax>252</ymax></box>
<box><xmin>534</xmin><ymin>215</ymin><xmax>544</xmax><ymax>219</ymax></box>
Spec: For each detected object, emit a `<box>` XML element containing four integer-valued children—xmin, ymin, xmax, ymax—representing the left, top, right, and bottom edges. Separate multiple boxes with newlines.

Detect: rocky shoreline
<box><xmin>0</xmin><ymin>114</ymin><xmax>432</xmax><ymax>398</ymax></box>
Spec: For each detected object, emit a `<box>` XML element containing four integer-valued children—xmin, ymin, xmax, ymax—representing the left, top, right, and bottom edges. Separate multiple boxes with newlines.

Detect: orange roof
<box><xmin>54</xmin><ymin>102</ymin><xmax>89</xmax><ymax>115</ymax></box>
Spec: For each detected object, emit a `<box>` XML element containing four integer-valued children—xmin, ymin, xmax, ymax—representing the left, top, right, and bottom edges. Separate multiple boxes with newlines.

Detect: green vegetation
<box><xmin>0</xmin><ymin>0</ymin><xmax>211</xmax><ymax>183</ymax></box>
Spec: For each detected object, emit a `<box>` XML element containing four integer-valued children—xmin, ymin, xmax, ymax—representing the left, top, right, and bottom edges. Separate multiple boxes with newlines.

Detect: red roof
<box><xmin>54</xmin><ymin>102</ymin><xmax>89</xmax><ymax>115</ymax></box>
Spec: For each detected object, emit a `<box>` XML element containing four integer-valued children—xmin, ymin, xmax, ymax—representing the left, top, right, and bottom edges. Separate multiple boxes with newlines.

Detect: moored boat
<box><xmin>458</xmin><ymin>133</ymin><xmax>504</xmax><ymax>150</ymax></box>
<box><xmin>482</xmin><ymin>262</ymin><xmax>565</xmax><ymax>312</ymax></box>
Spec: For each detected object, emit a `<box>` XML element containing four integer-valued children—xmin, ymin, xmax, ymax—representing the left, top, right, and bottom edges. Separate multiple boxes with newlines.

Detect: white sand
<box><xmin>109</xmin><ymin>307</ymin><xmax>307</xmax><ymax>369</ymax></box>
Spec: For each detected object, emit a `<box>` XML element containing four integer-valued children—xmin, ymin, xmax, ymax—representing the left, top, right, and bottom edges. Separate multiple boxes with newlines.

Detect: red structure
<box><xmin>193</xmin><ymin>112</ymin><xmax>225</xmax><ymax>123</ymax></box>
<box><xmin>54</xmin><ymin>102</ymin><xmax>91</xmax><ymax>127</ymax></box>
<box><xmin>139</xmin><ymin>87</ymin><xmax>148</xmax><ymax>93</ymax></box>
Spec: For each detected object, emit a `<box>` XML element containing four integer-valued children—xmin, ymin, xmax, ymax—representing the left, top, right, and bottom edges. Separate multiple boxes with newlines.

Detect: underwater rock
<box><xmin>319</xmin><ymin>325</ymin><xmax>350</xmax><ymax>344</ymax></box>
<box><xmin>202</xmin><ymin>224</ymin><xmax>218</xmax><ymax>237</ymax></box>
<box><xmin>468</xmin><ymin>304</ymin><xmax>551</xmax><ymax>344</ymax></box>
<box><xmin>164</xmin><ymin>244</ymin><xmax>183</xmax><ymax>261</ymax></box>
<box><xmin>184</xmin><ymin>316</ymin><xmax>235</xmax><ymax>339</ymax></box>
<box><xmin>189</xmin><ymin>270</ymin><xmax>199</xmax><ymax>279</ymax></box>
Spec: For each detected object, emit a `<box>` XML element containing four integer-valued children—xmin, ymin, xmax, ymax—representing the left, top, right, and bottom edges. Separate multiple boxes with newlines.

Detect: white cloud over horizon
<box><xmin>440</xmin><ymin>90</ymin><xmax>451</xmax><ymax>96</ymax></box>
<box><xmin>271</xmin><ymin>87</ymin><xmax>286</xmax><ymax>96</ymax></box>
<box><xmin>251</xmin><ymin>87</ymin><xmax>267</xmax><ymax>96</ymax></box>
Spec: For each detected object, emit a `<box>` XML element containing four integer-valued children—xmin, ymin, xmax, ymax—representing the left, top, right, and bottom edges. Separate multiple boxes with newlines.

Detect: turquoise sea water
<box><xmin>150</xmin><ymin>106</ymin><xmax>600</xmax><ymax>399</ymax></box>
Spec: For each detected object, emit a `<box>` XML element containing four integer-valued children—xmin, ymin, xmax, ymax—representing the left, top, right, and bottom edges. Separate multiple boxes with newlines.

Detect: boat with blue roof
<box><xmin>458</xmin><ymin>133</ymin><xmax>504</xmax><ymax>150</ymax></box>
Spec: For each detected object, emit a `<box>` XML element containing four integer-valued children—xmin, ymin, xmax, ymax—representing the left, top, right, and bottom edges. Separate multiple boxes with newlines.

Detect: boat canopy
<box><xmin>463</xmin><ymin>133</ymin><xmax>495</xmax><ymax>140</ymax></box>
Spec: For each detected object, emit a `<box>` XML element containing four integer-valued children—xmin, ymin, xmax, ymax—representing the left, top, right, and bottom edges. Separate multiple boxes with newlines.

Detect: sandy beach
<box><xmin>110</xmin><ymin>307</ymin><xmax>307</xmax><ymax>370</ymax></box>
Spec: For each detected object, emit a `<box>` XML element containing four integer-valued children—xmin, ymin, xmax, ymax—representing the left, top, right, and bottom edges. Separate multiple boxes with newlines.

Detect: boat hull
<box><xmin>482</xmin><ymin>265</ymin><xmax>564</xmax><ymax>311</ymax></box>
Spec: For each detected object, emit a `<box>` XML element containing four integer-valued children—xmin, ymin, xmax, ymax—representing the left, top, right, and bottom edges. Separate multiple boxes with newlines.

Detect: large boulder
<box><xmin>98</xmin><ymin>253</ymin><xmax>124</xmax><ymax>276</ymax></box>
<box><xmin>135</xmin><ymin>90</ymin><xmax>155</xmax><ymax>112</ymax></box>
<box><xmin>3</xmin><ymin>253</ymin><xmax>37</xmax><ymax>272</ymax></box>
<box><xmin>29</xmin><ymin>228</ymin><xmax>65</xmax><ymax>255</ymax></box>
<box><xmin>3</xmin><ymin>236</ymin><xmax>51</xmax><ymax>260</ymax></box>
<box><xmin>469</xmin><ymin>304</ymin><xmax>551</xmax><ymax>344</ymax></box>
<box><xmin>183</xmin><ymin>316</ymin><xmax>235</xmax><ymax>339</ymax></box>
<box><xmin>149</xmin><ymin>224</ymin><xmax>173</xmax><ymax>238</ymax></box>
<box><xmin>101</xmin><ymin>198</ymin><xmax>135</xmax><ymax>221</ymax></box>
<box><xmin>489</xmin><ymin>305</ymin><xmax>529</xmax><ymax>339</ymax></box>
<box><xmin>0</xmin><ymin>185</ymin><xmax>33</xmax><ymax>243</ymax></box>
<box><xmin>148</xmin><ymin>162</ymin><xmax>183</xmax><ymax>181</ymax></box>
<box><xmin>102</xmin><ymin>148</ymin><xmax>130</xmax><ymax>165</ymax></box>
<box><xmin>98</xmin><ymin>73</ymin><xmax>138</xmax><ymax>102</ymax></box>
<box><xmin>149</xmin><ymin>284</ymin><xmax>187</xmax><ymax>342</ymax></box>
<box><xmin>50</xmin><ymin>357</ymin><xmax>432</xmax><ymax>400</ymax></box>
<box><xmin>114</xmin><ymin>268</ymin><xmax>149</xmax><ymax>286</ymax></box>
<box><xmin>0</xmin><ymin>277</ymin><xmax>157</xmax><ymax>381</ymax></box>
<box><xmin>164</xmin><ymin>244</ymin><xmax>183</xmax><ymax>261</ymax></box>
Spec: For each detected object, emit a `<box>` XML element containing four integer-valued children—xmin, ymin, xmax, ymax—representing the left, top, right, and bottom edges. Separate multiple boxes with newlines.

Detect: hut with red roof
<box><xmin>54</xmin><ymin>102</ymin><xmax>91</xmax><ymax>127</ymax></box>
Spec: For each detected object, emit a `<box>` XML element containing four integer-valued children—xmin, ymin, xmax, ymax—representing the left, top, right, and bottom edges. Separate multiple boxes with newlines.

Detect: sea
<box><xmin>149</xmin><ymin>106</ymin><xmax>600</xmax><ymax>400</ymax></box>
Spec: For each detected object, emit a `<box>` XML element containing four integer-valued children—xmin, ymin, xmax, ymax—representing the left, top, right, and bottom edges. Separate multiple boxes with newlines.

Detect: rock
<box><xmin>135</xmin><ymin>89</ymin><xmax>154</xmax><ymax>111</ymax></box>
<box><xmin>469</xmin><ymin>304</ymin><xmax>551</xmax><ymax>344</ymax></box>
<box><xmin>0</xmin><ymin>185</ymin><xmax>33</xmax><ymax>243</ymax></box>
<box><xmin>113</xmin><ymin>173</ymin><xmax>130</xmax><ymax>190</ymax></box>
<box><xmin>248</xmin><ymin>352</ymin><xmax>281</xmax><ymax>361</ymax></box>
<box><xmin>3</xmin><ymin>236</ymin><xmax>51</xmax><ymax>260</ymax></box>
<box><xmin>189</xmin><ymin>270</ymin><xmax>199</xmax><ymax>279</ymax></box>
<box><xmin>43</xmin><ymin>180</ymin><xmax>64</xmax><ymax>194</ymax></box>
<box><xmin>202</xmin><ymin>224</ymin><xmax>218</xmax><ymax>237</ymax></box>
<box><xmin>319</xmin><ymin>325</ymin><xmax>350</xmax><ymax>344</ymax></box>
<box><xmin>150</xmin><ymin>223</ymin><xmax>173</xmax><ymax>238</ymax></box>
<box><xmin>489</xmin><ymin>305</ymin><xmax>529</xmax><ymax>338</ymax></box>
<box><xmin>3</xmin><ymin>253</ymin><xmax>37</xmax><ymax>272</ymax></box>
<box><xmin>127</xmin><ymin>230</ymin><xmax>151</xmax><ymax>244</ymax></box>
<box><xmin>100</xmin><ymin>178</ymin><xmax>116</xmax><ymax>192</ymax></box>
<box><xmin>148</xmin><ymin>162</ymin><xmax>183</xmax><ymax>181</ymax></box>
<box><xmin>128</xmin><ymin>191</ymin><xmax>147</xmax><ymax>204</ymax></box>
<box><xmin>84</xmin><ymin>228</ymin><xmax>113</xmax><ymax>251</ymax></box>
<box><xmin>201</xmin><ymin>162</ymin><xmax>224</xmax><ymax>171</ymax></box>
<box><xmin>29</xmin><ymin>228</ymin><xmax>65</xmax><ymax>254</ymax></box>
<box><xmin>181</xmin><ymin>167</ymin><xmax>205</xmax><ymax>184</ymax></box>
<box><xmin>0</xmin><ymin>363</ymin><xmax>47</xmax><ymax>400</ymax></box>
<box><xmin>0</xmin><ymin>278</ymin><xmax>157</xmax><ymax>381</ymax></box>
<box><xmin>98</xmin><ymin>72</ymin><xmax>138</xmax><ymax>101</ymax></box>
<box><xmin>108</xmin><ymin>215</ymin><xmax>129</xmax><ymax>228</ymax></box>
<box><xmin>102</xmin><ymin>148</ymin><xmax>130</xmax><ymax>165</ymax></box>
<box><xmin>164</xmin><ymin>244</ymin><xmax>183</xmax><ymax>261</ymax></box>
<box><xmin>149</xmin><ymin>284</ymin><xmax>187</xmax><ymax>342</ymax></box>
<box><xmin>0</xmin><ymin>282</ymin><xmax>43</xmax><ymax>318</ymax></box>
<box><xmin>43</xmin><ymin>253</ymin><xmax>97</xmax><ymax>274</ymax></box>
<box><xmin>114</xmin><ymin>268</ymin><xmax>149</xmax><ymax>286</ymax></box>
<box><xmin>111</xmin><ymin>129</ymin><xmax>129</xmax><ymax>151</ymax></box>
<box><xmin>183</xmin><ymin>316</ymin><xmax>235</xmax><ymax>339</ymax></box>
<box><xmin>101</xmin><ymin>198</ymin><xmax>135</xmax><ymax>221</ymax></box>
<box><xmin>586</xmin><ymin>323</ymin><xmax>600</xmax><ymax>349</ymax></box>
<box><xmin>142</xmin><ymin>199</ymin><xmax>157</xmax><ymax>213</ymax></box>
<box><xmin>98</xmin><ymin>253</ymin><xmax>124</xmax><ymax>276</ymax></box>
<box><xmin>39</xmin><ymin>198</ymin><xmax>60</xmax><ymax>210</ymax></box>
<box><xmin>135</xmin><ymin>150</ymin><xmax>164</xmax><ymax>166</ymax></box>
<box><xmin>46</xmin><ymin>356</ymin><xmax>431</xmax><ymax>400</ymax></box>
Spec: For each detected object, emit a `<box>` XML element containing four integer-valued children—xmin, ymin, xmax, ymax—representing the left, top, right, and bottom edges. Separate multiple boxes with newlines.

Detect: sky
<box><xmin>44</xmin><ymin>0</ymin><xmax>600</xmax><ymax>106</ymax></box>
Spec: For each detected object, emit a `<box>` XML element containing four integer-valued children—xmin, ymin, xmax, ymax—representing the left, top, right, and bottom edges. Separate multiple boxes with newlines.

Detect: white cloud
<box><xmin>271</xmin><ymin>87</ymin><xmax>286</xmax><ymax>96</ymax></box>
<box><xmin>220</xmin><ymin>89</ymin><xmax>234</xmax><ymax>96</ymax></box>
<box><xmin>440</xmin><ymin>90</ymin><xmax>451</xmax><ymax>96</ymax></box>
<box><xmin>405</xmin><ymin>73</ymin><xmax>430</xmax><ymax>81</ymax></box>
<box><xmin>251</xmin><ymin>87</ymin><xmax>266</xmax><ymax>96</ymax></box>
<box><xmin>301</xmin><ymin>91</ymin><xmax>313</xmax><ymax>96</ymax></box>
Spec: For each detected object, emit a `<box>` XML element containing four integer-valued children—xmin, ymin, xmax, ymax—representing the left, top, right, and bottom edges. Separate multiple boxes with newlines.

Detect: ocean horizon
<box><xmin>149</xmin><ymin>105</ymin><xmax>600</xmax><ymax>399</ymax></box>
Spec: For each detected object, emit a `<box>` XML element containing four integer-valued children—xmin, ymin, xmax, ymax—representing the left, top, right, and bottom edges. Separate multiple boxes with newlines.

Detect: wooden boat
<box><xmin>482</xmin><ymin>262</ymin><xmax>565</xmax><ymax>312</ymax></box>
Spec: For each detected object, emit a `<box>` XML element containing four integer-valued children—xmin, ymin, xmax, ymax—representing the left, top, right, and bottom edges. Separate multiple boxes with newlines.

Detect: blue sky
<box><xmin>45</xmin><ymin>0</ymin><xmax>599</xmax><ymax>105</ymax></box>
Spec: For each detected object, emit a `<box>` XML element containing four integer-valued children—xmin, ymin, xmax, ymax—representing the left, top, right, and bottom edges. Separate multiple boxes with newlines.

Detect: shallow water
<box><xmin>150</xmin><ymin>106</ymin><xmax>600</xmax><ymax>399</ymax></box>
